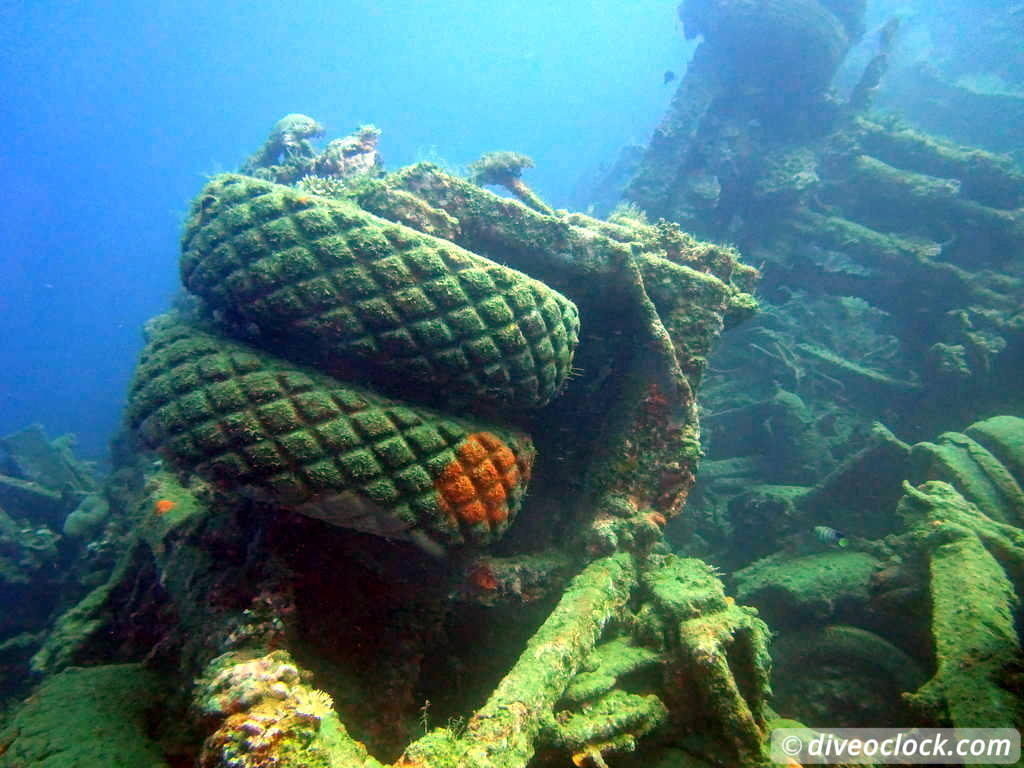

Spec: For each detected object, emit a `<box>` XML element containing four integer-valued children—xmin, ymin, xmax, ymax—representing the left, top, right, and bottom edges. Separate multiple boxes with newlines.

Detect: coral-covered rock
<box><xmin>196</xmin><ymin>649</ymin><xmax>354</xmax><ymax>768</ymax></box>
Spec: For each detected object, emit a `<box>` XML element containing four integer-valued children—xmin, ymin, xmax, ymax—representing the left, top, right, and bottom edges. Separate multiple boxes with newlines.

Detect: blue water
<box><xmin>0</xmin><ymin>0</ymin><xmax>686</xmax><ymax>460</ymax></box>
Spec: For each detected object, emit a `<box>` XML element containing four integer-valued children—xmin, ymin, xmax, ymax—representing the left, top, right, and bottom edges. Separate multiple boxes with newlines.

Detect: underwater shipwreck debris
<box><xmin>3</xmin><ymin>0</ymin><xmax>1023</xmax><ymax>761</ymax></box>
<box><xmin>0</xmin><ymin>423</ymin><xmax>97</xmax><ymax>495</ymax></box>
<box><xmin>898</xmin><ymin>479</ymin><xmax>1024</xmax><ymax>731</ymax></box>
<box><xmin>5</xmin><ymin>113</ymin><xmax>774</xmax><ymax>768</ymax></box>
<box><xmin>771</xmin><ymin>623</ymin><xmax>926</xmax><ymax>727</ymax></box>
<box><xmin>468</xmin><ymin>151</ymin><xmax>555</xmax><ymax>216</ymax></box>
<box><xmin>127</xmin><ymin>320</ymin><xmax>536</xmax><ymax>550</ymax></box>
<box><xmin>314</xmin><ymin>123</ymin><xmax>383</xmax><ymax>180</ymax></box>
<box><xmin>678</xmin><ymin>0</ymin><xmax>863</xmax><ymax>98</ymax></box>
<box><xmin>239</xmin><ymin>113</ymin><xmax>325</xmax><ymax>183</ymax></box>
<box><xmin>0</xmin><ymin>424</ymin><xmax>102</xmax><ymax>702</ymax></box>
<box><xmin>0</xmin><ymin>423</ymin><xmax>96</xmax><ymax>527</ymax></box>
<box><xmin>625</xmin><ymin>0</ymin><xmax>1024</xmax><ymax>456</ymax></box>
<box><xmin>630</xmin><ymin>5</ymin><xmax>1024</xmax><ymax>683</ymax></box>
<box><xmin>723</xmin><ymin>415</ymin><xmax>1024</xmax><ymax>734</ymax></box>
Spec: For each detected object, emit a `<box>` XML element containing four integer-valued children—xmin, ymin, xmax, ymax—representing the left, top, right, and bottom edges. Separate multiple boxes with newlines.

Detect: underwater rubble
<box><xmin>0</xmin><ymin>111</ymin><xmax>775</xmax><ymax>767</ymax></box>
<box><xmin>2</xmin><ymin>1</ymin><xmax>1023</xmax><ymax>766</ymax></box>
<box><xmin>0</xmin><ymin>424</ymin><xmax>101</xmax><ymax>702</ymax></box>
<box><xmin>605</xmin><ymin>0</ymin><xmax>1024</xmax><ymax>755</ymax></box>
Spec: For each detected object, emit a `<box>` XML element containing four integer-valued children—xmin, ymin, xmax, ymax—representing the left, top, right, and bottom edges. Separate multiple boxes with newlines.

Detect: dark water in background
<box><xmin>0</xmin><ymin>0</ymin><xmax>685</xmax><ymax>461</ymax></box>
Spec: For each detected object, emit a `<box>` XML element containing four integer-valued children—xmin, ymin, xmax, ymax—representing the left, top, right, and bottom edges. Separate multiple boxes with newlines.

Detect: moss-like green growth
<box><xmin>30</xmin><ymin>540</ymin><xmax>144</xmax><ymax>674</ymax></box>
<box><xmin>551</xmin><ymin>689</ymin><xmax>668</xmax><ymax>752</ymax></box>
<box><xmin>137</xmin><ymin>469</ymin><xmax>206</xmax><ymax>549</ymax></box>
<box><xmin>329</xmin><ymin>165</ymin><xmax>757</xmax><ymax>564</ymax></box>
<box><xmin>346</xmin><ymin>177</ymin><xmax>462</xmax><ymax>241</ymax></box>
<box><xmin>563</xmin><ymin>637</ymin><xmax>662</xmax><ymax>704</ymax></box>
<box><xmin>127</xmin><ymin>318</ymin><xmax>535</xmax><ymax>550</ymax></box>
<box><xmin>843</xmin><ymin>153</ymin><xmax>1024</xmax><ymax>243</ymax></box>
<box><xmin>967</xmin><ymin>415</ymin><xmax>1024</xmax><ymax>483</ymax></box>
<box><xmin>181</xmin><ymin>174</ymin><xmax>580</xmax><ymax>410</ymax></box>
<box><xmin>856</xmin><ymin>116</ymin><xmax>1024</xmax><ymax>209</ymax></box>
<box><xmin>852</xmin><ymin>154</ymin><xmax>963</xmax><ymax>206</ymax></box>
<box><xmin>792</xmin><ymin>210</ymin><xmax>933</xmax><ymax>271</ymax></box>
<box><xmin>911</xmin><ymin>429</ymin><xmax>1024</xmax><ymax>526</ymax></box>
<box><xmin>400</xmin><ymin>554</ymin><xmax>638</xmax><ymax>767</ymax></box>
<box><xmin>899</xmin><ymin>482</ymin><xmax>1023</xmax><ymax>730</ymax></box>
<box><xmin>319</xmin><ymin>714</ymin><xmax>387</xmax><ymax>768</ymax></box>
<box><xmin>0</xmin><ymin>664</ymin><xmax>173</xmax><ymax>767</ymax></box>
<box><xmin>733</xmin><ymin>550</ymin><xmax>882</xmax><ymax>625</ymax></box>
<box><xmin>642</xmin><ymin>556</ymin><xmax>772</xmax><ymax>765</ymax></box>
<box><xmin>239</xmin><ymin>113</ymin><xmax>325</xmax><ymax>183</ymax></box>
<box><xmin>607</xmin><ymin>201</ymin><xmax>649</xmax><ymax>228</ymax></box>
<box><xmin>61</xmin><ymin>492</ymin><xmax>109</xmax><ymax>538</ymax></box>
<box><xmin>88</xmin><ymin>118</ymin><xmax>773</xmax><ymax>768</ymax></box>
<box><xmin>382</xmin><ymin>164</ymin><xmax>758</xmax><ymax>315</ymax></box>
<box><xmin>644</xmin><ymin>556</ymin><xmax>729</xmax><ymax>621</ymax></box>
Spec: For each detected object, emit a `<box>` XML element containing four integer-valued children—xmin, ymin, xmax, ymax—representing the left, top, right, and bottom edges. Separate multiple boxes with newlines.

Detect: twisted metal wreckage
<box><xmin>15</xmin><ymin>113</ymin><xmax>774</xmax><ymax>768</ymax></box>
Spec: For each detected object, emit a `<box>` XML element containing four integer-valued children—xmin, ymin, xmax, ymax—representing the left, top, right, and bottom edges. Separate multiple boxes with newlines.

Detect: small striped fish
<box><xmin>813</xmin><ymin>525</ymin><xmax>848</xmax><ymax>548</ymax></box>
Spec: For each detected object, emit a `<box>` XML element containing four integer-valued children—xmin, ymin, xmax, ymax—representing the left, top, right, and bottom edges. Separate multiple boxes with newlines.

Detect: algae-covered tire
<box><xmin>180</xmin><ymin>174</ymin><xmax>580</xmax><ymax>409</ymax></box>
<box><xmin>126</xmin><ymin>318</ymin><xmax>535</xmax><ymax>549</ymax></box>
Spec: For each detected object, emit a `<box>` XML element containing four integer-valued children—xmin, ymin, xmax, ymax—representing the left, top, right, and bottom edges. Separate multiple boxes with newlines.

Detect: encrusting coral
<box><xmin>196</xmin><ymin>649</ymin><xmax>340</xmax><ymax>768</ymax></box>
